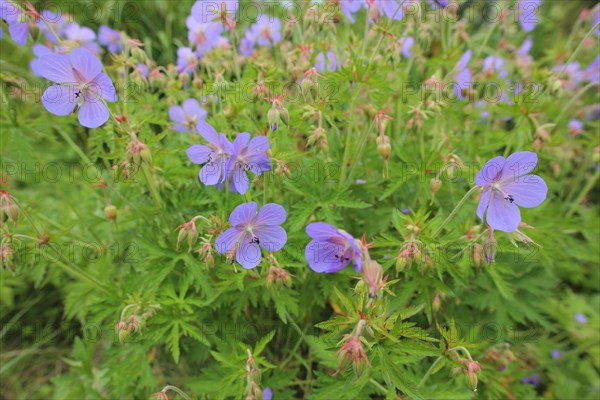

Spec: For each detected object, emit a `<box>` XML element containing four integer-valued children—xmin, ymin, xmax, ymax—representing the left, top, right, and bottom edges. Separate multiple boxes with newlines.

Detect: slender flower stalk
<box><xmin>431</xmin><ymin>186</ymin><xmax>480</xmax><ymax>239</ymax></box>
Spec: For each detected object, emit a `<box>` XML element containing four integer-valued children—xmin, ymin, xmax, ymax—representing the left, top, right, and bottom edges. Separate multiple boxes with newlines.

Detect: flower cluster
<box><xmin>238</xmin><ymin>15</ymin><xmax>282</xmax><ymax>57</ymax></box>
<box><xmin>186</xmin><ymin>122</ymin><xmax>270</xmax><ymax>194</ymax></box>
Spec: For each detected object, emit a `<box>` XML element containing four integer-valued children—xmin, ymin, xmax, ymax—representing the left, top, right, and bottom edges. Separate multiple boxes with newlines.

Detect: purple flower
<box><xmin>584</xmin><ymin>55</ymin><xmax>600</xmax><ymax>84</ymax></box>
<box><xmin>1</xmin><ymin>0</ymin><xmax>28</xmax><ymax>46</ymax></box>
<box><xmin>225</xmin><ymin>133</ymin><xmax>271</xmax><ymax>195</ymax></box>
<box><xmin>475</xmin><ymin>151</ymin><xmax>548</xmax><ymax>232</ymax></box>
<box><xmin>575</xmin><ymin>313</ymin><xmax>588</xmax><ymax>324</ymax></box>
<box><xmin>315</xmin><ymin>51</ymin><xmax>338</xmax><ymax>72</ymax></box>
<box><xmin>38</xmin><ymin>48</ymin><xmax>117</xmax><ymax>128</ymax></box>
<box><xmin>64</xmin><ymin>23</ymin><xmax>99</xmax><ymax>53</ymax></box>
<box><xmin>238</xmin><ymin>34</ymin><xmax>255</xmax><ymax>57</ymax></box>
<box><xmin>483</xmin><ymin>56</ymin><xmax>508</xmax><ymax>78</ymax></box>
<box><xmin>30</xmin><ymin>44</ymin><xmax>60</xmax><ymax>76</ymax></box>
<box><xmin>0</xmin><ymin>0</ymin><xmax>19</xmax><ymax>25</ymax></box>
<box><xmin>568</xmin><ymin>119</ymin><xmax>583</xmax><ymax>135</ymax></box>
<box><xmin>517</xmin><ymin>0</ymin><xmax>541</xmax><ymax>32</ymax></box>
<box><xmin>215</xmin><ymin>202</ymin><xmax>287</xmax><ymax>269</ymax></box>
<box><xmin>37</xmin><ymin>10</ymin><xmax>66</xmax><ymax>43</ymax></box>
<box><xmin>550</xmin><ymin>349</ymin><xmax>562</xmax><ymax>359</ymax></box>
<box><xmin>378</xmin><ymin>0</ymin><xmax>409</xmax><ymax>20</ymax></box>
<box><xmin>186</xmin><ymin>121</ymin><xmax>233</xmax><ymax>186</ymax></box>
<box><xmin>177</xmin><ymin>47</ymin><xmax>198</xmax><ymax>74</ymax></box>
<box><xmin>454</xmin><ymin>50</ymin><xmax>472</xmax><ymax>99</ymax></box>
<box><xmin>305</xmin><ymin>222</ymin><xmax>362</xmax><ymax>273</ymax></box>
<box><xmin>521</xmin><ymin>373</ymin><xmax>540</xmax><ymax>386</ymax></box>
<box><xmin>98</xmin><ymin>25</ymin><xmax>122</xmax><ymax>53</ymax></box>
<box><xmin>262</xmin><ymin>387</ymin><xmax>272</xmax><ymax>400</ymax></box>
<box><xmin>169</xmin><ymin>98</ymin><xmax>208</xmax><ymax>132</ymax></box>
<box><xmin>186</xmin><ymin>16</ymin><xmax>223</xmax><ymax>57</ymax></box>
<box><xmin>552</xmin><ymin>62</ymin><xmax>583</xmax><ymax>90</ymax></box>
<box><xmin>191</xmin><ymin>0</ymin><xmax>238</xmax><ymax>23</ymax></box>
<box><xmin>400</xmin><ymin>36</ymin><xmax>414</xmax><ymax>58</ymax></box>
<box><xmin>340</xmin><ymin>0</ymin><xmax>362</xmax><ymax>23</ymax></box>
<box><xmin>427</xmin><ymin>0</ymin><xmax>448</xmax><ymax>9</ymax></box>
<box><xmin>518</xmin><ymin>36</ymin><xmax>533</xmax><ymax>56</ymax></box>
<box><xmin>401</xmin><ymin>207</ymin><xmax>411</xmax><ymax>215</ymax></box>
<box><xmin>136</xmin><ymin>63</ymin><xmax>149</xmax><ymax>78</ymax></box>
<box><xmin>250</xmin><ymin>16</ymin><xmax>282</xmax><ymax>47</ymax></box>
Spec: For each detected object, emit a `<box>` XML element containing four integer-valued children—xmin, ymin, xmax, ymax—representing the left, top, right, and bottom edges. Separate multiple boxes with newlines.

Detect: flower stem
<box><xmin>417</xmin><ymin>356</ymin><xmax>444</xmax><ymax>388</ymax></box>
<box><xmin>448</xmin><ymin>346</ymin><xmax>474</xmax><ymax>361</ymax></box>
<box><xmin>159</xmin><ymin>386</ymin><xmax>192</xmax><ymax>400</ymax></box>
<box><xmin>551</xmin><ymin>81</ymin><xmax>597</xmax><ymax>134</ymax></box>
<box><xmin>140</xmin><ymin>163</ymin><xmax>162</xmax><ymax>209</ymax></box>
<box><xmin>10</xmin><ymin>197</ymin><xmax>44</xmax><ymax>238</ymax></box>
<box><xmin>431</xmin><ymin>186</ymin><xmax>480</xmax><ymax>240</ymax></box>
<box><xmin>565</xmin><ymin>166</ymin><xmax>599</xmax><ymax>218</ymax></box>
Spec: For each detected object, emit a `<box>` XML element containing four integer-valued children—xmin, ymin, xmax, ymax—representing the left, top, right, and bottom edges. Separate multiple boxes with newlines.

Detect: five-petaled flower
<box><xmin>170</xmin><ymin>98</ymin><xmax>208</xmax><ymax>132</ymax></box>
<box><xmin>38</xmin><ymin>48</ymin><xmax>117</xmax><ymax>128</ymax></box>
<box><xmin>305</xmin><ymin>222</ymin><xmax>362</xmax><ymax>273</ymax></box>
<box><xmin>475</xmin><ymin>151</ymin><xmax>548</xmax><ymax>232</ymax></box>
<box><xmin>225</xmin><ymin>132</ymin><xmax>271</xmax><ymax>195</ymax></box>
<box><xmin>186</xmin><ymin>121</ymin><xmax>233</xmax><ymax>186</ymax></box>
<box><xmin>215</xmin><ymin>202</ymin><xmax>287</xmax><ymax>269</ymax></box>
<box><xmin>98</xmin><ymin>25</ymin><xmax>123</xmax><ymax>53</ymax></box>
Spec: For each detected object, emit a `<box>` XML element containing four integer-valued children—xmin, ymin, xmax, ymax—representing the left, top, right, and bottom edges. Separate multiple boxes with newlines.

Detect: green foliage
<box><xmin>1</xmin><ymin>0</ymin><xmax>599</xmax><ymax>399</ymax></box>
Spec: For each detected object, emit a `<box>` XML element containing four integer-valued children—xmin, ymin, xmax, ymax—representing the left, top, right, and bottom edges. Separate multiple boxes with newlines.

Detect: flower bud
<box><xmin>179</xmin><ymin>73</ymin><xmax>189</xmax><ymax>86</ymax></box>
<box><xmin>176</xmin><ymin>219</ymin><xmax>199</xmax><ymax>252</ymax></box>
<box><xmin>593</xmin><ymin>146</ymin><xmax>600</xmax><ymax>163</ymax></box>
<box><xmin>279</xmin><ymin>107</ymin><xmax>289</xmax><ymax>126</ymax></box>
<box><xmin>0</xmin><ymin>190</ymin><xmax>18</xmax><ymax>225</ymax></box>
<box><xmin>176</xmin><ymin>228</ymin><xmax>187</xmax><ymax>251</ymax></box>
<box><xmin>461</xmin><ymin>360</ymin><xmax>481</xmax><ymax>391</ymax></box>
<box><xmin>430</xmin><ymin>178</ymin><xmax>442</xmax><ymax>194</ymax></box>
<box><xmin>432</xmin><ymin>295</ymin><xmax>441</xmax><ymax>313</ymax></box>
<box><xmin>301</xmin><ymin>78</ymin><xmax>316</xmax><ymax>101</ymax></box>
<box><xmin>376</xmin><ymin>135</ymin><xmax>391</xmax><ymax>160</ymax></box>
<box><xmin>335</xmin><ymin>320</ymin><xmax>370</xmax><ymax>377</ymax></box>
<box><xmin>395</xmin><ymin>254</ymin><xmax>407</xmax><ymax>273</ymax></box>
<box><xmin>483</xmin><ymin>232</ymin><xmax>497</xmax><ymax>264</ymax></box>
<box><xmin>140</xmin><ymin>147</ymin><xmax>152</xmax><ymax>165</ymax></box>
<box><xmin>4</xmin><ymin>202</ymin><xmax>18</xmax><ymax>223</ymax></box>
<box><xmin>268</xmin><ymin>108</ymin><xmax>280</xmax><ymax>132</ymax></box>
<box><xmin>361</xmin><ymin>260</ymin><xmax>383</xmax><ymax>299</ymax></box>
<box><xmin>104</xmin><ymin>205</ymin><xmax>117</xmax><ymax>221</ymax></box>
<box><xmin>471</xmin><ymin>243</ymin><xmax>484</xmax><ymax>268</ymax></box>
<box><xmin>193</xmin><ymin>77</ymin><xmax>203</xmax><ymax>90</ymax></box>
<box><xmin>1</xmin><ymin>242</ymin><xmax>15</xmax><ymax>274</ymax></box>
<box><xmin>131</xmin><ymin>47</ymin><xmax>148</xmax><ymax>64</ymax></box>
<box><xmin>116</xmin><ymin>320</ymin><xmax>128</xmax><ymax>343</ymax></box>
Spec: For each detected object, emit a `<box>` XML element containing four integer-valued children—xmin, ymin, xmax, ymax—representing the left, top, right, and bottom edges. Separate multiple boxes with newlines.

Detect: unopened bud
<box><xmin>268</xmin><ymin>108</ymin><xmax>280</xmax><ymax>132</ymax></box>
<box><xmin>187</xmin><ymin>226</ymin><xmax>198</xmax><ymax>252</ymax></box>
<box><xmin>193</xmin><ymin>77</ymin><xmax>203</xmax><ymax>90</ymax></box>
<box><xmin>140</xmin><ymin>147</ymin><xmax>152</xmax><ymax>165</ymax></box>
<box><xmin>104</xmin><ymin>205</ymin><xmax>117</xmax><ymax>221</ymax></box>
<box><xmin>176</xmin><ymin>228</ymin><xmax>187</xmax><ymax>251</ymax></box>
<box><xmin>395</xmin><ymin>254</ymin><xmax>407</xmax><ymax>273</ymax></box>
<box><xmin>461</xmin><ymin>360</ymin><xmax>481</xmax><ymax>391</ymax></box>
<box><xmin>5</xmin><ymin>203</ymin><xmax>18</xmax><ymax>222</ymax></box>
<box><xmin>179</xmin><ymin>73</ymin><xmax>189</xmax><ymax>86</ymax></box>
<box><xmin>280</xmin><ymin>107</ymin><xmax>289</xmax><ymax>126</ymax></box>
<box><xmin>430</xmin><ymin>178</ymin><xmax>442</xmax><ymax>194</ymax></box>
<box><xmin>301</xmin><ymin>78</ymin><xmax>316</xmax><ymax>101</ymax></box>
<box><xmin>376</xmin><ymin>135</ymin><xmax>391</xmax><ymax>160</ymax></box>
<box><xmin>472</xmin><ymin>243</ymin><xmax>484</xmax><ymax>268</ymax></box>
<box><xmin>361</xmin><ymin>260</ymin><xmax>383</xmax><ymax>299</ymax></box>
<box><xmin>432</xmin><ymin>295</ymin><xmax>441</xmax><ymax>313</ymax></box>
